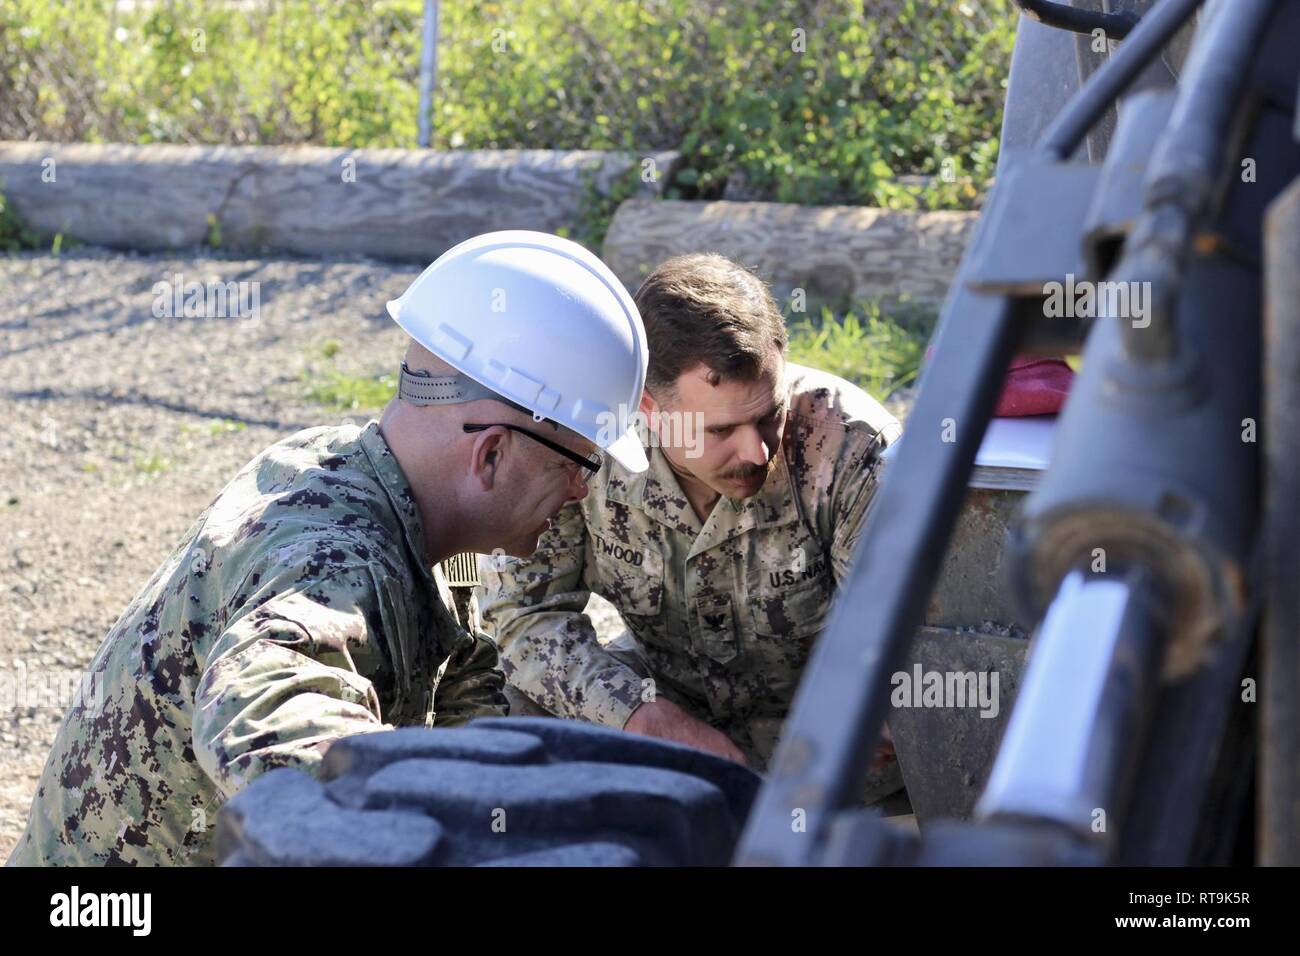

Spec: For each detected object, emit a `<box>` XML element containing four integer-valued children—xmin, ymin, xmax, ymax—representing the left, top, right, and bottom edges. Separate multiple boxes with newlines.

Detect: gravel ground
<box><xmin>0</xmin><ymin>246</ymin><xmax>537</xmax><ymax>861</ymax></box>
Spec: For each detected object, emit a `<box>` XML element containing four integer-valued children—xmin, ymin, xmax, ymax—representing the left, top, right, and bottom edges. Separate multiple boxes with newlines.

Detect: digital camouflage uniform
<box><xmin>481</xmin><ymin>363</ymin><xmax>901</xmax><ymax>770</ymax></box>
<box><xmin>8</xmin><ymin>421</ymin><xmax>507</xmax><ymax>866</ymax></box>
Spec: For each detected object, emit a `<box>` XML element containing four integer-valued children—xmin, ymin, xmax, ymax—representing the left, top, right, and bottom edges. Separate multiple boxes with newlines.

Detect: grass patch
<box><xmin>134</xmin><ymin>454</ymin><xmax>173</xmax><ymax>478</ymax></box>
<box><xmin>0</xmin><ymin>190</ymin><xmax>42</xmax><ymax>251</ymax></box>
<box><xmin>182</xmin><ymin>418</ymin><xmax>248</xmax><ymax>436</ymax></box>
<box><xmin>786</xmin><ymin>300</ymin><xmax>932</xmax><ymax>402</ymax></box>
<box><xmin>303</xmin><ymin>341</ymin><xmax>396</xmax><ymax>413</ymax></box>
<box><xmin>207</xmin><ymin>418</ymin><xmax>247</xmax><ymax>435</ymax></box>
<box><xmin>303</xmin><ymin>369</ymin><xmax>397</xmax><ymax>412</ymax></box>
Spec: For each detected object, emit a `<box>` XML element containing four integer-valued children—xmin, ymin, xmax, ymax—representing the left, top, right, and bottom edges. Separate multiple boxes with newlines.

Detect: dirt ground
<box><xmin>0</xmin><ymin>247</ymin><xmax>440</xmax><ymax>860</ymax></box>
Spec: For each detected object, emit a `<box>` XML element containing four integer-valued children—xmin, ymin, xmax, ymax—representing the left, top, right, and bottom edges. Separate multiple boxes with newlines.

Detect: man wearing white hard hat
<box><xmin>8</xmin><ymin>231</ymin><xmax>648</xmax><ymax>866</ymax></box>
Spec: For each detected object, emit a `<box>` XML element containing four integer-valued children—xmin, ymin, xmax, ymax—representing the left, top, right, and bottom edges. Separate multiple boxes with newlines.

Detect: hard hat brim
<box><xmin>604</xmin><ymin>428</ymin><xmax>649</xmax><ymax>474</ymax></box>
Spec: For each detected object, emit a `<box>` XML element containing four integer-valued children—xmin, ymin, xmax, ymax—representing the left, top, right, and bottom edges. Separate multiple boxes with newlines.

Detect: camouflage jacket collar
<box><xmin>605</xmin><ymin>439</ymin><xmax>802</xmax><ymax>555</ymax></box>
<box><xmin>357</xmin><ymin>419</ymin><xmax>439</xmax><ymax>595</ymax></box>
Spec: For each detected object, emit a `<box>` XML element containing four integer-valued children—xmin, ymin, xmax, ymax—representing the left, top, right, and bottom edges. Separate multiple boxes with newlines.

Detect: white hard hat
<box><xmin>386</xmin><ymin>230</ymin><xmax>649</xmax><ymax>473</ymax></box>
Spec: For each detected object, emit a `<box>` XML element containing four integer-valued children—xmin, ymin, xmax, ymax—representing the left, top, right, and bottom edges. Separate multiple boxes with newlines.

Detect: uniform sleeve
<box><xmin>828</xmin><ymin>424</ymin><xmax>899</xmax><ymax>589</ymax></box>
<box><xmin>431</xmin><ymin>627</ymin><xmax>509</xmax><ymax>725</ymax></box>
<box><xmin>191</xmin><ymin>565</ymin><xmax>392</xmax><ymax>799</ymax></box>
<box><xmin>479</xmin><ymin>500</ymin><xmax>645</xmax><ymax>728</ymax></box>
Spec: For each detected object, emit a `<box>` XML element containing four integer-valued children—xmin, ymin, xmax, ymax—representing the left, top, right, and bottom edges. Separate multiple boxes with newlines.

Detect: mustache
<box><xmin>721</xmin><ymin>457</ymin><xmax>775</xmax><ymax>481</ymax></box>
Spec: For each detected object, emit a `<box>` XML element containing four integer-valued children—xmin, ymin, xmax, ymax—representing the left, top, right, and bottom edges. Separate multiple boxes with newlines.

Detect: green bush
<box><xmin>0</xmin><ymin>188</ymin><xmax>41</xmax><ymax>250</ymax></box>
<box><xmin>1</xmin><ymin>0</ymin><xmax>1016</xmax><ymax>210</ymax></box>
<box><xmin>786</xmin><ymin>300</ymin><xmax>932</xmax><ymax>401</ymax></box>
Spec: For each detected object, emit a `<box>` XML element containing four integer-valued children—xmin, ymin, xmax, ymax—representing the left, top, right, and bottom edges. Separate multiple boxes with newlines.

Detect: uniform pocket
<box><xmin>742</xmin><ymin>576</ymin><xmax>831</xmax><ymax>706</ymax></box>
<box><xmin>750</xmin><ymin>575</ymin><xmax>831</xmax><ymax>639</ymax></box>
<box><xmin>693</xmin><ymin>591</ymin><xmax>738</xmax><ymax>664</ymax></box>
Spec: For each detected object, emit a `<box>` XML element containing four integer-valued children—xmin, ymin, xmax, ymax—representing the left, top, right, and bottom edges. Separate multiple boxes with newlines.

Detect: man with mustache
<box><xmin>8</xmin><ymin>231</ymin><xmax>649</xmax><ymax>865</ymax></box>
<box><xmin>481</xmin><ymin>253</ymin><xmax>902</xmax><ymax>781</ymax></box>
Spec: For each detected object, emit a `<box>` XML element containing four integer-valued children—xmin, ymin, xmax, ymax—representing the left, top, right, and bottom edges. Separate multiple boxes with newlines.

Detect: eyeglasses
<box><xmin>463</xmin><ymin>423</ymin><xmax>603</xmax><ymax>476</ymax></box>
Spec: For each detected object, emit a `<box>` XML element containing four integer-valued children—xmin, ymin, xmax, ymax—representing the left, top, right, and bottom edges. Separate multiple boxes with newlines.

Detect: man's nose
<box><xmin>737</xmin><ymin>428</ymin><xmax>770</xmax><ymax>466</ymax></box>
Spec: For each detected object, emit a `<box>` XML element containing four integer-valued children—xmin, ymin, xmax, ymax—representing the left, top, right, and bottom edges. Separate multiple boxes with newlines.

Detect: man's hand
<box><xmin>624</xmin><ymin>698</ymin><xmax>749</xmax><ymax>766</ymax></box>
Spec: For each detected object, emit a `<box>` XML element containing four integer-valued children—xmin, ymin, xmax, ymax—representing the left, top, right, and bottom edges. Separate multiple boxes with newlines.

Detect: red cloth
<box><xmin>993</xmin><ymin>356</ymin><xmax>1076</xmax><ymax>416</ymax></box>
<box><xmin>994</xmin><ymin>357</ymin><xmax>1074</xmax><ymax>416</ymax></box>
<box><xmin>921</xmin><ymin>350</ymin><xmax>1075</xmax><ymax>416</ymax></box>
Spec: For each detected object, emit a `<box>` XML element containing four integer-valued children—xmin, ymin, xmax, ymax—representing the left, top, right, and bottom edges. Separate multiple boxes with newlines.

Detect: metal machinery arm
<box><xmin>735</xmin><ymin>0</ymin><xmax>1300</xmax><ymax>866</ymax></box>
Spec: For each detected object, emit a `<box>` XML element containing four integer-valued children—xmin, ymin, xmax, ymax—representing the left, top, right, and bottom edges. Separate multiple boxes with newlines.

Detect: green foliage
<box><xmin>305</xmin><ymin>339</ymin><xmax>396</xmax><ymax>411</ymax></box>
<box><xmin>567</xmin><ymin>165</ymin><xmax>646</xmax><ymax>253</ymax></box>
<box><xmin>2</xmin><ymin>0</ymin><xmax>1015</xmax><ymax>209</ymax></box>
<box><xmin>786</xmin><ymin>300</ymin><xmax>932</xmax><ymax>401</ymax></box>
<box><xmin>205</xmin><ymin>213</ymin><xmax>222</xmax><ymax>249</ymax></box>
<box><xmin>179</xmin><ymin>418</ymin><xmax>247</xmax><ymax>436</ymax></box>
<box><xmin>0</xmin><ymin>189</ymin><xmax>41</xmax><ymax>251</ymax></box>
<box><xmin>0</xmin><ymin>0</ymin><xmax>424</xmax><ymax>146</ymax></box>
<box><xmin>303</xmin><ymin>369</ymin><xmax>398</xmax><ymax>412</ymax></box>
<box><xmin>134</xmin><ymin>453</ymin><xmax>173</xmax><ymax>477</ymax></box>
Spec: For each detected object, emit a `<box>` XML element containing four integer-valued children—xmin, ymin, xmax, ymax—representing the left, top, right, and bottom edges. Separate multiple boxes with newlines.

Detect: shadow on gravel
<box><xmin>0</xmin><ymin>312</ymin><xmax>237</xmax><ymax>359</ymax></box>
<box><xmin>3</xmin><ymin>387</ymin><xmax>312</xmax><ymax>433</ymax></box>
<box><xmin>0</xmin><ymin>292</ymin><xmax>141</xmax><ymax>334</ymax></box>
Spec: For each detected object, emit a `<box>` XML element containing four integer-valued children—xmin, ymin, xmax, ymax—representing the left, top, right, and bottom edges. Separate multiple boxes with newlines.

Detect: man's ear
<box><xmin>638</xmin><ymin>389</ymin><xmax>658</xmax><ymax>419</ymax></box>
<box><xmin>469</xmin><ymin>428</ymin><xmax>508</xmax><ymax>491</ymax></box>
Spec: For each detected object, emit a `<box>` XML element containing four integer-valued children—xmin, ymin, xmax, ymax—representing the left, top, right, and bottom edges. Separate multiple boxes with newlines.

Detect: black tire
<box><xmin>216</xmin><ymin>716</ymin><xmax>761</xmax><ymax>866</ymax></box>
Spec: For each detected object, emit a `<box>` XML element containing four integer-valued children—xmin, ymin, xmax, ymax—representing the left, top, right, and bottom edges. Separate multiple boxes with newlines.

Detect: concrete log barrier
<box><xmin>0</xmin><ymin>142</ymin><xmax>679</xmax><ymax>261</ymax></box>
<box><xmin>603</xmin><ymin>197</ymin><xmax>978</xmax><ymax>308</ymax></box>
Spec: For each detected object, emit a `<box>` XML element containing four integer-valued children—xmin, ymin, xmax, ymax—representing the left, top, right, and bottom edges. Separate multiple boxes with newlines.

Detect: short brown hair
<box><xmin>633</xmin><ymin>253</ymin><xmax>787</xmax><ymax>397</ymax></box>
